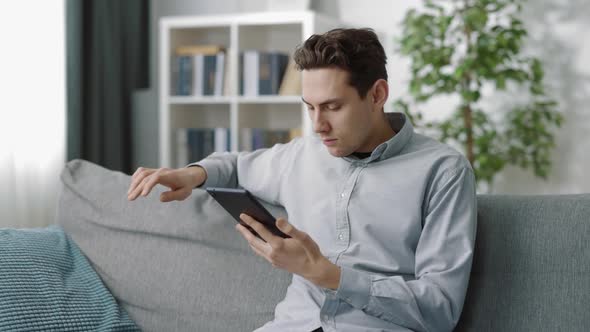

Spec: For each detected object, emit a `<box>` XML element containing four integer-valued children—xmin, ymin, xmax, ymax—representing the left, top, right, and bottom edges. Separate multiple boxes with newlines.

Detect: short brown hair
<box><xmin>293</xmin><ymin>28</ymin><xmax>387</xmax><ymax>99</ymax></box>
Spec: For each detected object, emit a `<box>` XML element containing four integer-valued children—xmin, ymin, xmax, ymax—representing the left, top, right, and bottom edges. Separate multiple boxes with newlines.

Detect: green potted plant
<box><xmin>395</xmin><ymin>0</ymin><xmax>563</xmax><ymax>187</ymax></box>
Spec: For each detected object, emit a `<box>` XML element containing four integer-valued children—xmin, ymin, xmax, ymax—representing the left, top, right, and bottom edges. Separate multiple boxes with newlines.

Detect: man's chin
<box><xmin>325</xmin><ymin>146</ymin><xmax>350</xmax><ymax>157</ymax></box>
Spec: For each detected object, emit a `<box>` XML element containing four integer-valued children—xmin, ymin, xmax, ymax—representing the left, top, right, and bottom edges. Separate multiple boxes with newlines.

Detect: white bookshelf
<box><xmin>158</xmin><ymin>11</ymin><xmax>341</xmax><ymax>168</ymax></box>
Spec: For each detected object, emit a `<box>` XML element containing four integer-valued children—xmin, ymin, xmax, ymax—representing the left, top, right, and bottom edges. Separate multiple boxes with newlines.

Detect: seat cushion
<box><xmin>56</xmin><ymin>159</ymin><xmax>291</xmax><ymax>332</ymax></box>
<box><xmin>456</xmin><ymin>194</ymin><xmax>590</xmax><ymax>331</ymax></box>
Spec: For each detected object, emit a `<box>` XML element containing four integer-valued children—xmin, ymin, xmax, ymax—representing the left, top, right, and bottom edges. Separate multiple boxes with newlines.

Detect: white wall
<box><xmin>136</xmin><ymin>0</ymin><xmax>590</xmax><ymax>194</ymax></box>
<box><xmin>492</xmin><ymin>0</ymin><xmax>590</xmax><ymax>194</ymax></box>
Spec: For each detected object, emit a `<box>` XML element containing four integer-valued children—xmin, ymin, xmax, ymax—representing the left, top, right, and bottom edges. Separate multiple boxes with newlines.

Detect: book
<box><xmin>289</xmin><ymin>127</ymin><xmax>302</xmax><ymax>140</ymax></box>
<box><xmin>279</xmin><ymin>57</ymin><xmax>302</xmax><ymax>96</ymax></box>
<box><xmin>214</xmin><ymin>127</ymin><xmax>230</xmax><ymax>152</ymax></box>
<box><xmin>242</xmin><ymin>50</ymin><xmax>259</xmax><ymax>96</ymax></box>
<box><xmin>259</xmin><ymin>52</ymin><xmax>289</xmax><ymax>95</ymax></box>
<box><xmin>176</xmin><ymin>44</ymin><xmax>225</xmax><ymax>56</ymax></box>
<box><xmin>192</xmin><ymin>54</ymin><xmax>204</xmax><ymax>96</ymax></box>
<box><xmin>202</xmin><ymin>129</ymin><xmax>215</xmax><ymax>158</ymax></box>
<box><xmin>240</xmin><ymin>128</ymin><xmax>253</xmax><ymax>151</ymax></box>
<box><xmin>240</xmin><ymin>128</ymin><xmax>296</xmax><ymax>151</ymax></box>
<box><xmin>223</xmin><ymin>49</ymin><xmax>232</xmax><ymax>96</ymax></box>
<box><xmin>176</xmin><ymin>129</ymin><xmax>189</xmax><ymax>167</ymax></box>
<box><xmin>214</xmin><ymin>52</ymin><xmax>225</xmax><ymax>96</ymax></box>
<box><xmin>178</xmin><ymin>56</ymin><xmax>193</xmax><ymax>96</ymax></box>
<box><xmin>240</xmin><ymin>50</ymin><xmax>289</xmax><ymax>96</ymax></box>
<box><xmin>177</xmin><ymin>128</ymin><xmax>231</xmax><ymax>166</ymax></box>
<box><xmin>203</xmin><ymin>55</ymin><xmax>217</xmax><ymax>96</ymax></box>
<box><xmin>171</xmin><ymin>56</ymin><xmax>181</xmax><ymax>95</ymax></box>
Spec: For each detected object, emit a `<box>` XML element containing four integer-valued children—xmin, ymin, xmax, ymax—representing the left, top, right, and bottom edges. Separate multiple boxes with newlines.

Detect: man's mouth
<box><xmin>322</xmin><ymin>138</ymin><xmax>337</xmax><ymax>146</ymax></box>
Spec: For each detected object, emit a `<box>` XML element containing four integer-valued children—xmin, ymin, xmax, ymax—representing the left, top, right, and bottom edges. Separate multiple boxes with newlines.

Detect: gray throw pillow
<box><xmin>57</xmin><ymin>159</ymin><xmax>291</xmax><ymax>332</ymax></box>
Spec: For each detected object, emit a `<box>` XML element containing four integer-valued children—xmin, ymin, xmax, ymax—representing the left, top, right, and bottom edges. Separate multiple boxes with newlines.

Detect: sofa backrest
<box><xmin>57</xmin><ymin>160</ymin><xmax>292</xmax><ymax>332</ymax></box>
<box><xmin>456</xmin><ymin>194</ymin><xmax>590</xmax><ymax>331</ymax></box>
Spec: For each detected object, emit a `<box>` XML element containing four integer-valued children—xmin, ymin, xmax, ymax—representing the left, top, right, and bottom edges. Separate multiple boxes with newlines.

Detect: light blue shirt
<box><xmin>193</xmin><ymin>113</ymin><xmax>477</xmax><ymax>332</ymax></box>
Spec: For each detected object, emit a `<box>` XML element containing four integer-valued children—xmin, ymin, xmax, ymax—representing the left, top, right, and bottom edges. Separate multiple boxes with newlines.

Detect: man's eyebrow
<box><xmin>301</xmin><ymin>97</ymin><xmax>344</xmax><ymax>106</ymax></box>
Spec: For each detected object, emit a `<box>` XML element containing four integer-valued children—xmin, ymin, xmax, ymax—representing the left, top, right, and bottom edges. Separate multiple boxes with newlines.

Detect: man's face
<box><xmin>301</xmin><ymin>67</ymin><xmax>377</xmax><ymax>157</ymax></box>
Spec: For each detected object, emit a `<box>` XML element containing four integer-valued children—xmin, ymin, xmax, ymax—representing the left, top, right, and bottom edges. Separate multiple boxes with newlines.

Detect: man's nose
<box><xmin>312</xmin><ymin>111</ymin><xmax>328</xmax><ymax>133</ymax></box>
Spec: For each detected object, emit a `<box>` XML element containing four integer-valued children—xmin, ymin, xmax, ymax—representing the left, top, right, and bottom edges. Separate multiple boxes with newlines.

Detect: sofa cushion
<box><xmin>56</xmin><ymin>160</ymin><xmax>291</xmax><ymax>332</ymax></box>
<box><xmin>456</xmin><ymin>194</ymin><xmax>590</xmax><ymax>331</ymax></box>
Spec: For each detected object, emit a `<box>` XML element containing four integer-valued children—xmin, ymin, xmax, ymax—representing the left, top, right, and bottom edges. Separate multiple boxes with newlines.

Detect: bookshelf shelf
<box><xmin>169</xmin><ymin>96</ymin><xmax>232</xmax><ymax>105</ymax></box>
<box><xmin>159</xmin><ymin>11</ymin><xmax>340</xmax><ymax>167</ymax></box>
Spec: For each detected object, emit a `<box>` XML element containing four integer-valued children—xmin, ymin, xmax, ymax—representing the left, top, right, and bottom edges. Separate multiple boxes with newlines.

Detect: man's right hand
<box><xmin>127</xmin><ymin>166</ymin><xmax>207</xmax><ymax>202</ymax></box>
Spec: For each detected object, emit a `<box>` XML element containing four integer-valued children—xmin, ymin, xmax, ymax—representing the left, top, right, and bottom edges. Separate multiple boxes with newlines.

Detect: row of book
<box><xmin>240</xmin><ymin>127</ymin><xmax>302</xmax><ymax>152</ymax></box>
<box><xmin>239</xmin><ymin>51</ymin><xmax>289</xmax><ymax>96</ymax></box>
<box><xmin>176</xmin><ymin>127</ymin><xmax>301</xmax><ymax>167</ymax></box>
<box><xmin>172</xmin><ymin>45</ymin><xmax>228</xmax><ymax>96</ymax></box>
<box><xmin>171</xmin><ymin>44</ymin><xmax>301</xmax><ymax>97</ymax></box>
<box><xmin>176</xmin><ymin>128</ymin><xmax>231</xmax><ymax>167</ymax></box>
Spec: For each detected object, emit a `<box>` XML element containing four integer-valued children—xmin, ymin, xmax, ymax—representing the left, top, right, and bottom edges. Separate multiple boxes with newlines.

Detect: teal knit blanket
<box><xmin>0</xmin><ymin>226</ymin><xmax>139</xmax><ymax>331</ymax></box>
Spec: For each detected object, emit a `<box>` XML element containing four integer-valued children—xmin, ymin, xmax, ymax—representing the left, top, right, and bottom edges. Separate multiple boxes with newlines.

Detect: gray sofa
<box><xmin>57</xmin><ymin>160</ymin><xmax>589</xmax><ymax>331</ymax></box>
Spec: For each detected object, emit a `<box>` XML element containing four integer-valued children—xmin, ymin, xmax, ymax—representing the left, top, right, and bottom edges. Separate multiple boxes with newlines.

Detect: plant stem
<box><xmin>462</xmin><ymin>0</ymin><xmax>475</xmax><ymax>166</ymax></box>
<box><xmin>463</xmin><ymin>104</ymin><xmax>475</xmax><ymax>165</ymax></box>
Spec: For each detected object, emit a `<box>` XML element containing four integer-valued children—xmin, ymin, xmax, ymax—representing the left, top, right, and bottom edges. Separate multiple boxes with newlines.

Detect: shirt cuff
<box><xmin>335</xmin><ymin>266</ymin><xmax>372</xmax><ymax>309</ymax></box>
<box><xmin>187</xmin><ymin>160</ymin><xmax>219</xmax><ymax>188</ymax></box>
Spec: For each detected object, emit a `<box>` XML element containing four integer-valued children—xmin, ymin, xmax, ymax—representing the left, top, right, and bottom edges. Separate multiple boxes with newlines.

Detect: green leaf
<box><xmin>394</xmin><ymin>0</ymin><xmax>561</xmax><ymax>186</ymax></box>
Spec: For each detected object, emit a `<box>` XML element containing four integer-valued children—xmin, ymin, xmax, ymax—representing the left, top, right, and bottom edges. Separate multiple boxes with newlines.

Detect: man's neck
<box><xmin>356</xmin><ymin>114</ymin><xmax>396</xmax><ymax>153</ymax></box>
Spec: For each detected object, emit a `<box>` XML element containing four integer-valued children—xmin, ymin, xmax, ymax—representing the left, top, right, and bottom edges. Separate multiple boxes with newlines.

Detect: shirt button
<box><xmin>340</xmin><ymin>193</ymin><xmax>345</xmax><ymax>198</ymax></box>
<box><xmin>338</xmin><ymin>233</ymin><xmax>344</xmax><ymax>240</ymax></box>
<box><xmin>322</xmin><ymin>315</ymin><xmax>329</xmax><ymax>321</ymax></box>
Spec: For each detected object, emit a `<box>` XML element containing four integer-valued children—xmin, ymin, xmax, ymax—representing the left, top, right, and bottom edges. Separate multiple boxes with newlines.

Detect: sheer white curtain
<box><xmin>0</xmin><ymin>0</ymin><xmax>65</xmax><ymax>228</ymax></box>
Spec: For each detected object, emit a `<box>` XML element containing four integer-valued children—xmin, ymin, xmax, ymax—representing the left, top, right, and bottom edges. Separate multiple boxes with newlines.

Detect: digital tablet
<box><xmin>206</xmin><ymin>187</ymin><xmax>290</xmax><ymax>240</ymax></box>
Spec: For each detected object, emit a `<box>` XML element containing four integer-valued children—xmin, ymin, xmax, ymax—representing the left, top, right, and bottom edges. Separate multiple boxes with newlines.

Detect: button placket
<box><xmin>336</xmin><ymin>165</ymin><xmax>366</xmax><ymax>248</ymax></box>
<box><xmin>335</xmin><ymin>165</ymin><xmax>354</xmax><ymax>246</ymax></box>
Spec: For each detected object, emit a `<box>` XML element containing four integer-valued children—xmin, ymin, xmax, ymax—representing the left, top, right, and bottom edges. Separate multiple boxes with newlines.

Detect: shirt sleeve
<box><xmin>189</xmin><ymin>151</ymin><xmax>240</xmax><ymax>189</ymax></box>
<box><xmin>189</xmin><ymin>141</ymin><xmax>298</xmax><ymax>205</ymax></box>
<box><xmin>334</xmin><ymin>166</ymin><xmax>477</xmax><ymax>332</ymax></box>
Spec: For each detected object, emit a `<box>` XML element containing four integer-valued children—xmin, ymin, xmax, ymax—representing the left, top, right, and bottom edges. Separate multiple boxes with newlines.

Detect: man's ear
<box><xmin>370</xmin><ymin>79</ymin><xmax>389</xmax><ymax>111</ymax></box>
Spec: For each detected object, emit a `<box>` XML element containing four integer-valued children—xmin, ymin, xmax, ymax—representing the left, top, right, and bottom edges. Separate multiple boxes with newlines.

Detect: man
<box><xmin>127</xmin><ymin>28</ymin><xmax>477</xmax><ymax>332</ymax></box>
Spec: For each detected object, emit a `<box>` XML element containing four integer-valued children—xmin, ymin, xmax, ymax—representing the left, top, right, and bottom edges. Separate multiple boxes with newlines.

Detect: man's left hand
<box><xmin>237</xmin><ymin>214</ymin><xmax>341</xmax><ymax>290</ymax></box>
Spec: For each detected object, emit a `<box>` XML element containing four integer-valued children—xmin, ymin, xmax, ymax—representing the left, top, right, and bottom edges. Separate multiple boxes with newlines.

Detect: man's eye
<box><xmin>327</xmin><ymin>105</ymin><xmax>340</xmax><ymax>110</ymax></box>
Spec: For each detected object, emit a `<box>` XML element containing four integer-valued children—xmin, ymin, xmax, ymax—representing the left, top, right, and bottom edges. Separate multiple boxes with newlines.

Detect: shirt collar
<box><xmin>343</xmin><ymin>112</ymin><xmax>414</xmax><ymax>164</ymax></box>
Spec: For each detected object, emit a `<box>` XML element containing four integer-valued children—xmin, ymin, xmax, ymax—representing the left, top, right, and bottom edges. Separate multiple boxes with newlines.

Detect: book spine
<box><xmin>176</xmin><ymin>128</ymin><xmax>188</xmax><ymax>167</ymax></box>
<box><xmin>241</xmin><ymin>128</ymin><xmax>253</xmax><ymax>151</ymax></box>
<box><xmin>203</xmin><ymin>55</ymin><xmax>217</xmax><ymax>96</ymax></box>
<box><xmin>239</xmin><ymin>52</ymin><xmax>244</xmax><ymax>96</ymax></box>
<box><xmin>192</xmin><ymin>54</ymin><xmax>204</xmax><ymax>96</ymax></box>
<box><xmin>187</xmin><ymin>129</ymin><xmax>199</xmax><ymax>162</ymax></box>
<box><xmin>252</xmin><ymin>128</ymin><xmax>265</xmax><ymax>150</ymax></box>
<box><xmin>214</xmin><ymin>127</ymin><xmax>228</xmax><ymax>153</ymax></box>
<box><xmin>202</xmin><ymin>129</ymin><xmax>215</xmax><ymax>158</ymax></box>
<box><xmin>172</xmin><ymin>56</ymin><xmax>181</xmax><ymax>95</ymax></box>
<box><xmin>244</xmin><ymin>51</ymin><xmax>259</xmax><ymax>96</ymax></box>
<box><xmin>268</xmin><ymin>53</ymin><xmax>289</xmax><ymax>95</ymax></box>
<box><xmin>214</xmin><ymin>52</ymin><xmax>225</xmax><ymax>96</ymax></box>
<box><xmin>259</xmin><ymin>52</ymin><xmax>272</xmax><ymax>95</ymax></box>
<box><xmin>179</xmin><ymin>56</ymin><xmax>193</xmax><ymax>96</ymax></box>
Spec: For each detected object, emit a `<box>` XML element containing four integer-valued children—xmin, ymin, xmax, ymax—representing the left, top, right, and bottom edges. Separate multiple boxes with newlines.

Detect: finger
<box><xmin>160</xmin><ymin>188</ymin><xmax>190</xmax><ymax>202</ymax></box>
<box><xmin>127</xmin><ymin>175</ymin><xmax>149</xmax><ymax>200</ymax></box>
<box><xmin>129</xmin><ymin>167</ymin><xmax>150</xmax><ymax>190</ymax></box>
<box><xmin>235</xmin><ymin>224</ymin><xmax>269</xmax><ymax>254</ymax></box>
<box><xmin>239</xmin><ymin>213</ymin><xmax>280</xmax><ymax>247</ymax></box>
<box><xmin>139</xmin><ymin>170</ymin><xmax>167</xmax><ymax>197</ymax></box>
<box><xmin>249</xmin><ymin>243</ymin><xmax>268</xmax><ymax>261</ymax></box>
<box><xmin>127</xmin><ymin>167</ymin><xmax>154</xmax><ymax>195</ymax></box>
<box><xmin>276</xmin><ymin>218</ymin><xmax>322</xmax><ymax>259</ymax></box>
